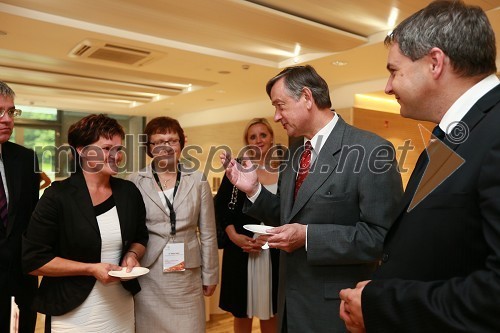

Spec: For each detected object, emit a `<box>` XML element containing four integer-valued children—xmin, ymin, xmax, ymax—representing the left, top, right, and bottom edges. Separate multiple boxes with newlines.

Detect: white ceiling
<box><xmin>1</xmin><ymin>0</ymin><xmax>499</xmax><ymax>124</ymax></box>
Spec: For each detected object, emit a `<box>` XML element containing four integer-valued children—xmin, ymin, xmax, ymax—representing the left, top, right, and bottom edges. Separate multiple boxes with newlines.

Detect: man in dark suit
<box><xmin>0</xmin><ymin>81</ymin><xmax>39</xmax><ymax>332</ymax></box>
<box><xmin>339</xmin><ymin>1</ymin><xmax>500</xmax><ymax>332</ymax></box>
<box><xmin>222</xmin><ymin>65</ymin><xmax>403</xmax><ymax>332</ymax></box>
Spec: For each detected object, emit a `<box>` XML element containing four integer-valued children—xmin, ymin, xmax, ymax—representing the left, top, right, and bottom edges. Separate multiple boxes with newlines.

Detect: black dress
<box><xmin>215</xmin><ymin>175</ymin><xmax>279</xmax><ymax>318</ymax></box>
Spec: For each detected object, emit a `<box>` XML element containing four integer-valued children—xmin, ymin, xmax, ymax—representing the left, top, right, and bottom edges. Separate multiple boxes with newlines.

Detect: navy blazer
<box><xmin>0</xmin><ymin>141</ymin><xmax>39</xmax><ymax>333</ymax></box>
<box><xmin>364</xmin><ymin>83</ymin><xmax>500</xmax><ymax>332</ymax></box>
<box><xmin>22</xmin><ymin>172</ymin><xmax>148</xmax><ymax>316</ymax></box>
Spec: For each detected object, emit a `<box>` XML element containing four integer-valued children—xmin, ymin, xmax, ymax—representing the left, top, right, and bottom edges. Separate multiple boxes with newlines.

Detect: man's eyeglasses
<box><xmin>148</xmin><ymin>139</ymin><xmax>180</xmax><ymax>147</ymax></box>
<box><xmin>0</xmin><ymin>108</ymin><xmax>22</xmax><ymax>118</ymax></box>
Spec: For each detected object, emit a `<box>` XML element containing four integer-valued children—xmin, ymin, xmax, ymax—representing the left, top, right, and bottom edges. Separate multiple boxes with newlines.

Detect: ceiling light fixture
<box><xmin>331</xmin><ymin>60</ymin><xmax>348</xmax><ymax>67</ymax></box>
<box><xmin>294</xmin><ymin>43</ymin><xmax>301</xmax><ymax>57</ymax></box>
<box><xmin>387</xmin><ymin>7</ymin><xmax>399</xmax><ymax>28</ymax></box>
<box><xmin>292</xmin><ymin>43</ymin><xmax>301</xmax><ymax>63</ymax></box>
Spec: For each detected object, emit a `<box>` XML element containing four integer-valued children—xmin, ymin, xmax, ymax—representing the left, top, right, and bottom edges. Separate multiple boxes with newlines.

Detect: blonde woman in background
<box><xmin>215</xmin><ymin>118</ymin><xmax>280</xmax><ymax>333</ymax></box>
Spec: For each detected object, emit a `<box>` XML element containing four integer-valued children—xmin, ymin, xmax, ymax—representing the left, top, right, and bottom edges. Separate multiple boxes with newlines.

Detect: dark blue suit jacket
<box><xmin>0</xmin><ymin>141</ymin><xmax>39</xmax><ymax>333</ymax></box>
<box><xmin>364</xmin><ymin>83</ymin><xmax>500</xmax><ymax>332</ymax></box>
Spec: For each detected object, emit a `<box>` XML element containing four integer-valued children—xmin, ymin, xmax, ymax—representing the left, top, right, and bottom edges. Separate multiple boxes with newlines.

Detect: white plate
<box><xmin>243</xmin><ymin>224</ymin><xmax>273</xmax><ymax>235</ymax></box>
<box><xmin>108</xmin><ymin>267</ymin><xmax>150</xmax><ymax>280</ymax></box>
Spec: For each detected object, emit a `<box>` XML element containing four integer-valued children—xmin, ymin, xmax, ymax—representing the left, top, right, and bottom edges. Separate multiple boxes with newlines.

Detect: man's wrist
<box><xmin>247</xmin><ymin>183</ymin><xmax>262</xmax><ymax>202</ymax></box>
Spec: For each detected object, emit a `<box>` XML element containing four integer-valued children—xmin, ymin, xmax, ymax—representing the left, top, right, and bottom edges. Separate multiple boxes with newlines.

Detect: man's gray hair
<box><xmin>0</xmin><ymin>81</ymin><xmax>16</xmax><ymax>99</ymax></box>
<box><xmin>385</xmin><ymin>0</ymin><xmax>497</xmax><ymax>77</ymax></box>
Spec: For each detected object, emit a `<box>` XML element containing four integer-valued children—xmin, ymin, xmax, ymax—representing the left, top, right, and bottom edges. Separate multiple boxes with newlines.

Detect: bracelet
<box><xmin>127</xmin><ymin>250</ymin><xmax>139</xmax><ymax>258</ymax></box>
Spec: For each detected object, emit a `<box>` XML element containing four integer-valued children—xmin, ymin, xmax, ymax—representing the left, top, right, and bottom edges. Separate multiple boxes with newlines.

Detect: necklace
<box><xmin>159</xmin><ymin>177</ymin><xmax>174</xmax><ymax>188</ymax></box>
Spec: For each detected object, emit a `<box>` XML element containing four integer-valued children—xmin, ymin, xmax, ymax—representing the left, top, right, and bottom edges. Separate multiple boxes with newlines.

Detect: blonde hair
<box><xmin>243</xmin><ymin>118</ymin><xmax>283</xmax><ymax>169</ymax></box>
<box><xmin>243</xmin><ymin>118</ymin><xmax>274</xmax><ymax>144</ymax></box>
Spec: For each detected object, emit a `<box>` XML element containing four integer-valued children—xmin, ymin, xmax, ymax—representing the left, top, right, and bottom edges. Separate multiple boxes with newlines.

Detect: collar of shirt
<box><xmin>304</xmin><ymin>112</ymin><xmax>339</xmax><ymax>163</ymax></box>
<box><xmin>440</xmin><ymin>74</ymin><xmax>500</xmax><ymax>134</ymax></box>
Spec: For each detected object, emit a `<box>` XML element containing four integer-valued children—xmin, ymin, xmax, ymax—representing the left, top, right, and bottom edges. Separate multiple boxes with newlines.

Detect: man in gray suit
<box><xmin>222</xmin><ymin>65</ymin><xmax>403</xmax><ymax>332</ymax></box>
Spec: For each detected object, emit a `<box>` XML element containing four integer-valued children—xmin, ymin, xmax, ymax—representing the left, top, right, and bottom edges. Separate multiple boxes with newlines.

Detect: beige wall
<box><xmin>353</xmin><ymin>108</ymin><xmax>434</xmax><ymax>187</ymax></box>
<box><xmin>183</xmin><ymin>117</ymin><xmax>288</xmax><ymax>192</ymax></box>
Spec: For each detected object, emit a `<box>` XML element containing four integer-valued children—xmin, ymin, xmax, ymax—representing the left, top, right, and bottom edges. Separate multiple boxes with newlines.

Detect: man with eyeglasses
<box><xmin>0</xmin><ymin>81</ymin><xmax>39</xmax><ymax>333</ymax></box>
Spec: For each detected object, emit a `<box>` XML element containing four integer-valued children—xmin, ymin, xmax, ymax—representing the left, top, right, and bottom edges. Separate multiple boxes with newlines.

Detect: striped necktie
<box><xmin>0</xmin><ymin>170</ymin><xmax>8</xmax><ymax>227</ymax></box>
<box><xmin>294</xmin><ymin>140</ymin><xmax>312</xmax><ymax>199</ymax></box>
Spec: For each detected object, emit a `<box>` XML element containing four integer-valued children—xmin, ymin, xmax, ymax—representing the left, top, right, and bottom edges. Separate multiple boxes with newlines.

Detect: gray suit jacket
<box><xmin>128</xmin><ymin>165</ymin><xmax>219</xmax><ymax>286</ymax></box>
<box><xmin>245</xmin><ymin>117</ymin><xmax>403</xmax><ymax>333</ymax></box>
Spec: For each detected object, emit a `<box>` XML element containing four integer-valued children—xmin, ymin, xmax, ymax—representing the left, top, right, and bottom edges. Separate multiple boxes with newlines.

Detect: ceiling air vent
<box><xmin>69</xmin><ymin>39</ymin><xmax>161</xmax><ymax>66</ymax></box>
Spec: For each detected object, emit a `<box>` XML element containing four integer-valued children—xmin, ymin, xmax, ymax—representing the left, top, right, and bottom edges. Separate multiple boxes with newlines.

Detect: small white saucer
<box><xmin>108</xmin><ymin>267</ymin><xmax>150</xmax><ymax>280</ymax></box>
<box><xmin>243</xmin><ymin>224</ymin><xmax>273</xmax><ymax>249</ymax></box>
<box><xmin>243</xmin><ymin>224</ymin><xmax>273</xmax><ymax>235</ymax></box>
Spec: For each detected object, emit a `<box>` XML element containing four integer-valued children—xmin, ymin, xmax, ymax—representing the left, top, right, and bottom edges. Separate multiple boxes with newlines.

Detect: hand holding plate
<box><xmin>243</xmin><ymin>224</ymin><xmax>274</xmax><ymax>249</ymax></box>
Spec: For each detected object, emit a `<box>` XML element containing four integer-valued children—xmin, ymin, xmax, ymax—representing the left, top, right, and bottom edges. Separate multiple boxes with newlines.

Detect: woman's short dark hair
<box><xmin>144</xmin><ymin>117</ymin><xmax>185</xmax><ymax>157</ymax></box>
<box><xmin>68</xmin><ymin>114</ymin><xmax>125</xmax><ymax>158</ymax></box>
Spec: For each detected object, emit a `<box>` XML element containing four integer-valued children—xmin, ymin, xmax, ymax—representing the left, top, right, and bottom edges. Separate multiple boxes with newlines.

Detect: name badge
<box><xmin>163</xmin><ymin>242</ymin><xmax>185</xmax><ymax>272</ymax></box>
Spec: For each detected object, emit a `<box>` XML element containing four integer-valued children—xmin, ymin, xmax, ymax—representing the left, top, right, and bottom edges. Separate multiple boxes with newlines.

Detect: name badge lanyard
<box><xmin>152</xmin><ymin>164</ymin><xmax>181</xmax><ymax>236</ymax></box>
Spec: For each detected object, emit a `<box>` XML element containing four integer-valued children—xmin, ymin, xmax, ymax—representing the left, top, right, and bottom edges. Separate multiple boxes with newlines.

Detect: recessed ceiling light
<box><xmin>294</xmin><ymin>43</ymin><xmax>301</xmax><ymax>56</ymax></box>
<box><xmin>387</xmin><ymin>7</ymin><xmax>399</xmax><ymax>28</ymax></box>
<box><xmin>332</xmin><ymin>60</ymin><xmax>348</xmax><ymax>67</ymax></box>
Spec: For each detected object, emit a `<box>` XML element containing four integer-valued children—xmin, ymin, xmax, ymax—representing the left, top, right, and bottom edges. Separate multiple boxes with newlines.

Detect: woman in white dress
<box><xmin>128</xmin><ymin>117</ymin><xmax>218</xmax><ymax>333</ymax></box>
<box><xmin>23</xmin><ymin>114</ymin><xmax>149</xmax><ymax>332</ymax></box>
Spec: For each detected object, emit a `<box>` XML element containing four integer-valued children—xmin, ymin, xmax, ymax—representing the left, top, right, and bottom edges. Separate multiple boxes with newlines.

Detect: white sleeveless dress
<box><xmin>247</xmin><ymin>183</ymin><xmax>278</xmax><ymax>319</ymax></box>
<box><xmin>51</xmin><ymin>199</ymin><xmax>134</xmax><ymax>332</ymax></box>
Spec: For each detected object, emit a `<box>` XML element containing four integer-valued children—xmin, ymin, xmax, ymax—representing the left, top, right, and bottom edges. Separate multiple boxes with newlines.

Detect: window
<box><xmin>9</xmin><ymin>106</ymin><xmax>61</xmax><ymax>188</ymax></box>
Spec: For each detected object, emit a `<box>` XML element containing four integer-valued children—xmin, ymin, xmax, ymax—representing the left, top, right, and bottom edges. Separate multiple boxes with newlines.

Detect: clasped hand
<box><xmin>231</xmin><ymin>233</ymin><xmax>262</xmax><ymax>253</ymax></box>
<box><xmin>339</xmin><ymin>280</ymin><xmax>370</xmax><ymax>333</ymax></box>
